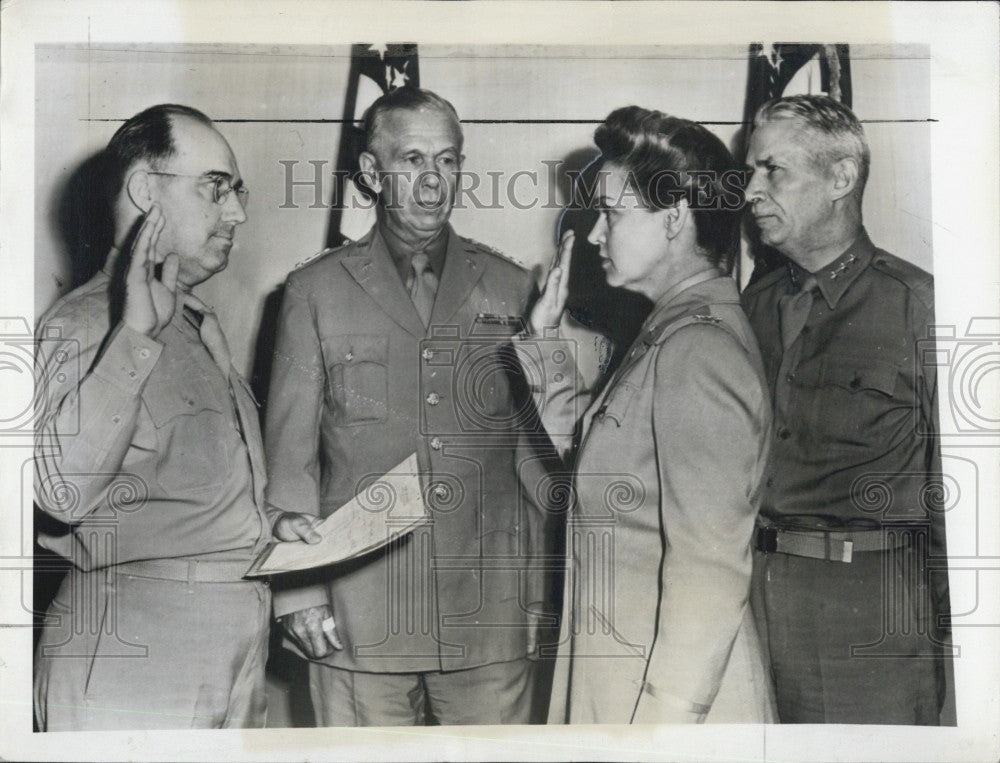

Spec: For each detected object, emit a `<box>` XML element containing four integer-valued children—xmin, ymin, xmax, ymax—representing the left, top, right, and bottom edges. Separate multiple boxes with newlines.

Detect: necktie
<box><xmin>409</xmin><ymin>251</ymin><xmax>439</xmax><ymax>327</ymax></box>
<box><xmin>778</xmin><ymin>275</ymin><xmax>818</xmax><ymax>351</ymax></box>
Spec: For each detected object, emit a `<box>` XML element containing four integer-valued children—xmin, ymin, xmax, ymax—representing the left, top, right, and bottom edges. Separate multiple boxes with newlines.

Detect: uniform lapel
<box><xmin>339</xmin><ymin>229</ymin><xmax>426</xmax><ymax>339</ymax></box>
<box><xmin>429</xmin><ymin>228</ymin><xmax>486</xmax><ymax>329</ymax></box>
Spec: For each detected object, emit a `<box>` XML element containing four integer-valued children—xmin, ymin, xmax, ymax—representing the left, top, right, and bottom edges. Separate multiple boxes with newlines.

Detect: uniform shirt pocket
<box><xmin>595</xmin><ymin>380</ymin><xmax>640</xmax><ymax>427</ymax></box>
<box><xmin>806</xmin><ymin>355</ymin><xmax>903</xmax><ymax>450</ymax></box>
<box><xmin>143</xmin><ymin>378</ymin><xmax>232</xmax><ymax>494</ymax></box>
<box><xmin>322</xmin><ymin>334</ymin><xmax>389</xmax><ymax>426</ymax></box>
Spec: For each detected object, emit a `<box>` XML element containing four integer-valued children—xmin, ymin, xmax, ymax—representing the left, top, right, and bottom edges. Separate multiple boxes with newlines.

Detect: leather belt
<box><xmin>114</xmin><ymin>558</ymin><xmax>254</xmax><ymax>583</ymax></box>
<box><xmin>754</xmin><ymin>526</ymin><xmax>909</xmax><ymax>563</ymax></box>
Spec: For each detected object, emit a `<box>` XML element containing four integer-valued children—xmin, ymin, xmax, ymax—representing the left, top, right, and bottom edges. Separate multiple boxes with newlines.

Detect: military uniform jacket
<box><xmin>519</xmin><ymin>273</ymin><xmax>776</xmax><ymax>723</ymax></box>
<box><xmin>265</xmin><ymin>224</ymin><xmax>541</xmax><ymax>673</ymax></box>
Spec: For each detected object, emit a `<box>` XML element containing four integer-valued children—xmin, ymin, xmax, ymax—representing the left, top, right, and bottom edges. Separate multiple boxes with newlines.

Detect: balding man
<box><xmin>265</xmin><ymin>87</ymin><xmax>543</xmax><ymax>726</ymax></box>
<box><xmin>34</xmin><ymin>104</ymin><xmax>318</xmax><ymax>730</ymax></box>
<box><xmin>741</xmin><ymin>94</ymin><xmax>949</xmax><ymax>724</ymax></box>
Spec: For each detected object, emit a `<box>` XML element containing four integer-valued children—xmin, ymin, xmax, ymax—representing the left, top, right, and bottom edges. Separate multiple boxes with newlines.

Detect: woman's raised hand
<box><xmin>528</xmin><ymin>230</ymin><xmax>574</xmax><ymax>336</ymax></box>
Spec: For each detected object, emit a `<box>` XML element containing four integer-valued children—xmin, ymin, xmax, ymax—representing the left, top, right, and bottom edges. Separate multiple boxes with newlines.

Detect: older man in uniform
<box><xmin>265</xmin><ymin>88</ymin><xmax>543</xmax><ymax>725</ymax></box>
<box><xmin>33</xmin><ymin>104</ymin><xmax>318</xmax><ymax>730</ymax></box>
<box><xmin>741</xmin><ymin>94</ymin><xmax>949</xmax><ymax>724</ymax></box>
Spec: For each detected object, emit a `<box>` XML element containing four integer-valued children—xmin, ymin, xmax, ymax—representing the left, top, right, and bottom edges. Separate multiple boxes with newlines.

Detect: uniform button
<box><xmin>422</xmin><ymin>348</ymin><xmax>434</xmax><ymax>361</ymax></box>
<box><xmin>801</xmin><ymin>326</ymin><xmax>811</xmax><ymax>335</ymax></box>
<box><xmin>433</xmin><ymin>483</ymin><xmax>448</xmax><ymax>499</ymax></box>
<box><xmin>345</xmin><ymin>351</ymin><xmax>354</xmax><ymax>361</ymax></box>
<box><xmin>138</xmin><ymin>348</ymin><xmax>150</xmax><ymax>359</ymax></box>
<box><xmin>426</xmin><ymin>392</ymin><xmax>441</xmax><ymax>406</ymax></box>
<box><xmin>785</xmin><ymin>373</ymin><xmax>795</xmax><ymax>383</ymax></box>
<box><xmin>554</xmin><ymin>373</ymin><xmax>564</xmax><ymax>382</ymax></box>
<box><xmin>778</xmin><ymin>428</ymin><xmax>790</xmax><ymax>440</ymax></box>
<box><xmin>430</xmin><ymin>437</ymin><xmax>442</xmax><ymax>451</ymax></box>
<box><xmin>128</xmin><ymin>370</ymin><xmax>137</xmax><ymax>378</ymax></box>
<box><xmin>766</xmin><ymin>477</ymin><xmax>774</xmax><ymax>488</ymax></box>
<box><xmin>112</xmin><ymin>415</ymin><xmax>122</xmax><ymax>425</ymax></box>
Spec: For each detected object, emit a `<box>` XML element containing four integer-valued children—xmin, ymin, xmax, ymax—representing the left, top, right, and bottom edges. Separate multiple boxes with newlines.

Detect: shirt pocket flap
<box><xmin>143</xmin><ymin>378</ymin><xmax>226</xmax><ymax>427</ymax></box>
<box><xmin>595</xmin><ymin>380</ymin><xmax>639</xmax><ymax>427</ymax></box>
<box><xmin>321</xmin><ymin>334</ymin><xmax>390</xmax><ymax>426</ymax></box>
<box><xmin>820</xmin><ymin>357</ymin><xmax>900</xmax><ymax>397</ymax></box>
<box><xmin>322</xmin><ymin>334</ymin><xmax>389</xmax><ymax>366</ymax></box>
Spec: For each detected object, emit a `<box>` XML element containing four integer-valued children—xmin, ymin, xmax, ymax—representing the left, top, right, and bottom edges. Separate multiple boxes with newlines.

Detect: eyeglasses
<box><xmin>146</xmin><ymin>171</ymin><xmax>249</xmax><ymax>207</ymax></box>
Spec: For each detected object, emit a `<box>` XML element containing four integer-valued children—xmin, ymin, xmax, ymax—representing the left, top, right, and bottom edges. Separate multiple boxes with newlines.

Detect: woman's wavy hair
<box><xmin>593</xmin><ymin>106</ymin><xmax>743</xmax><ymax>273</ymax></box>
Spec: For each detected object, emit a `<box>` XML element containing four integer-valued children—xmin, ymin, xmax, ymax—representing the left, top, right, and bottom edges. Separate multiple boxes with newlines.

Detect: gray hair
<box><xmin>755</xmin><ymin>94</ymin><xmax>870</xmax><ymax>196</ymax></box>
<box><xmin>362</xmin><ymin>87</ymin><xmax>463</xmax><ymax>157</ymax></box>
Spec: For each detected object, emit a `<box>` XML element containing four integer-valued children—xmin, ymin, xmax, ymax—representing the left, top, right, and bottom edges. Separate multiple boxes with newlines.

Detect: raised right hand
<box><xmin>123</xmin><ymin>205</ymin><xmax>180</xmax><ymax>338</ymax></box>
<box><xmin>280</xmin><ymin>604</ymin><xmax>343</xmax><ymax>659</ymax></box>
<box><xmin>527</xmin><ymin>230</ymin><xmax>574</xmax><ymax>336</ymax></box>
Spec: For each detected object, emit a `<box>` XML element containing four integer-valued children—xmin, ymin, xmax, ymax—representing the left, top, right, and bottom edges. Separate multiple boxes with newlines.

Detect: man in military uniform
<box><xmin>741</xmin><ymin>94</ymin><xmax>949</xmax><ymax>724</ymax></box>
<box><xmin>33</xmin><ymin>104</ymin><xmax>319</xmax><ymax>730</ymax></box>
<box><xmin>264</xmin><ymin>87</ymin><xmax>543</xmax><ymax>725</ymax></box>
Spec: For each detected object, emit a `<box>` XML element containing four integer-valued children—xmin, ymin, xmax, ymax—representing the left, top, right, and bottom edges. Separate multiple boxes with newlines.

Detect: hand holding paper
<box><xmin>272</xmin><ymin>511</ymin><xmax>323</xmax><ymax>544</ymax></box>
<box><xmin>246</xmin><ymin>453</ymin><xmax>429</xmax><ymax>577</ymax></box>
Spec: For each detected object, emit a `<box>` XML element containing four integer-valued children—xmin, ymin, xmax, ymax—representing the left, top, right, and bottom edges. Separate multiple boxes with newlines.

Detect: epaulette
<box><xmin>459</xmin><ymin>235</ymin><xmax>499</xmax><ymax>257</ymax></box>
<box><xmin>870</xmin><ymin>250</ymin><xmax>934</xmax><ymax>309</ymax></box>
<box><xmin>292</xmin><ymin>238</ymin><xmax>354</xmax><ymax>270</ymax></box>
<box><xmin>645</xmin><ymin>306</ymin><xmax>742</xmax><ymax>348</ymax></box>
<box><xmin>460</xmin><ymin>236</ymin><xmax>532</xmax><ymax>273</ymax></box>
<box><xmin>740</xmin><ymin>265</ymin><xmax>788</xmax><ymax>298</ymax></box>
<box><xmin>691</xmin><ymin>313</ymin><xmax>724</xmax><ymax>326</ymax></box>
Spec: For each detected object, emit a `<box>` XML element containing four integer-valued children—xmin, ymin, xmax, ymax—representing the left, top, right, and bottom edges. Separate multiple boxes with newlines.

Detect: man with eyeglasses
<box><xmin>33</xmin><ymin>104</ymin><xmax>320</xmax><ymax>730</ymax></box>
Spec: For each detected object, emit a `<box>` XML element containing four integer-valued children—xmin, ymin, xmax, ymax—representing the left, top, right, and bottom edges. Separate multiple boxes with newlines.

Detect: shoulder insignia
<box><xmin>293</xmin><ymin>238</ymin><xmax>355</xmax><ymax>270</ymax></box>
<box><xmin>293</xmin><ymin>249</ymin><xmax>332</xmax><ymax>270</ymax></box>
<box><xmin>461</xmin><ymin>236</ymin><xmax>532</xmax><ymax>274</ymax></box>
<box><xmin>691</xmin><ymin>314</ymin><xmax>723</xmax><ymax>325</ymax></box>
<box><xmin>457</xmin><ymin>234</ymin><xmax>502</xmax><ymax>257</ymax></box>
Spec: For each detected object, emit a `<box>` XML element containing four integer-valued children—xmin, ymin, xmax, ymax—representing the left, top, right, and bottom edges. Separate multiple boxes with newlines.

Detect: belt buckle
<box><xmin>756</xmin><ymin>527</ymin><xmax>778</xmax><ymax>553</ymax></box>
<box><xmin>838</xmin><ymin>539</ymin><xmax>853</xmax><ymax>563</ymax></box>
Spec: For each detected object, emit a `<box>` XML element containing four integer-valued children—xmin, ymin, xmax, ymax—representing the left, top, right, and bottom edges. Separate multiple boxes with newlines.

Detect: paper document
<box><xmin>245</xmin><ymin>453</ymin><xmax>429</xmax><ymax>577</ymax></box>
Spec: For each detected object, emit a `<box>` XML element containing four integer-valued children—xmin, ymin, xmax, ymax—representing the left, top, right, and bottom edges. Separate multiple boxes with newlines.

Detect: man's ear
<box><xmin>830</xmin><ymin>157</ymin><xmax>859</xmax><ymax>202</ymax></box>
<box><xmin>358</xmin><ymin>151</ymin><xmax>382</xmax><ymax>194</ymax></box>
<box><xmin>662</xmin><ymin>199</ymin><xmax>689</xmax><ymax>240</ymax></box>
<box><xmin>126</xmin><ymin>170</ymin><xmax>153</xmax><ymax>213</ymax></box>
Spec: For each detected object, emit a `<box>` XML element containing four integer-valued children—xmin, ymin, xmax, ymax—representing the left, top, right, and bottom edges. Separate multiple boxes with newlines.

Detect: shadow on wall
<box><xmin>550</xmin><ymin>147</ymin><xmax>652</xmax><ymax>383</ymax></box>
<box><xmin>250</xmin><ymin>285</ymin><xmax>285</xmax><ymax>415</ymax></box>
<box><xmin>34</xmin><ymin>152</ymin><xmax>118</xmax><ymax>681</ymax></box>
<box><xmin>50</xmin><ymin>150</ymin><xmax>116</xmax><ymax>297</ymax></box>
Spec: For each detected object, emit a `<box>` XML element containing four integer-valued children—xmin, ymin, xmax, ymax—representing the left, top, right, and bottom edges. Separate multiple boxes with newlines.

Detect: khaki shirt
<box><xmin>34</xmin><ymin>271</ymin><xmax>267</xmax><ymax>569</ymax></box>
<box><xmin>741</xmin><ymin>230</ymin><xmax>946</xmax><ymax>607</ymax></box>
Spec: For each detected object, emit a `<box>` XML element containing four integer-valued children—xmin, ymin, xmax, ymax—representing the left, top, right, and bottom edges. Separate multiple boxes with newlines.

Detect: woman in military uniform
<box><xmin>517</xmin><ymin>106</ymin><xmax>775</xmax><ymax>723</ymax></box>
